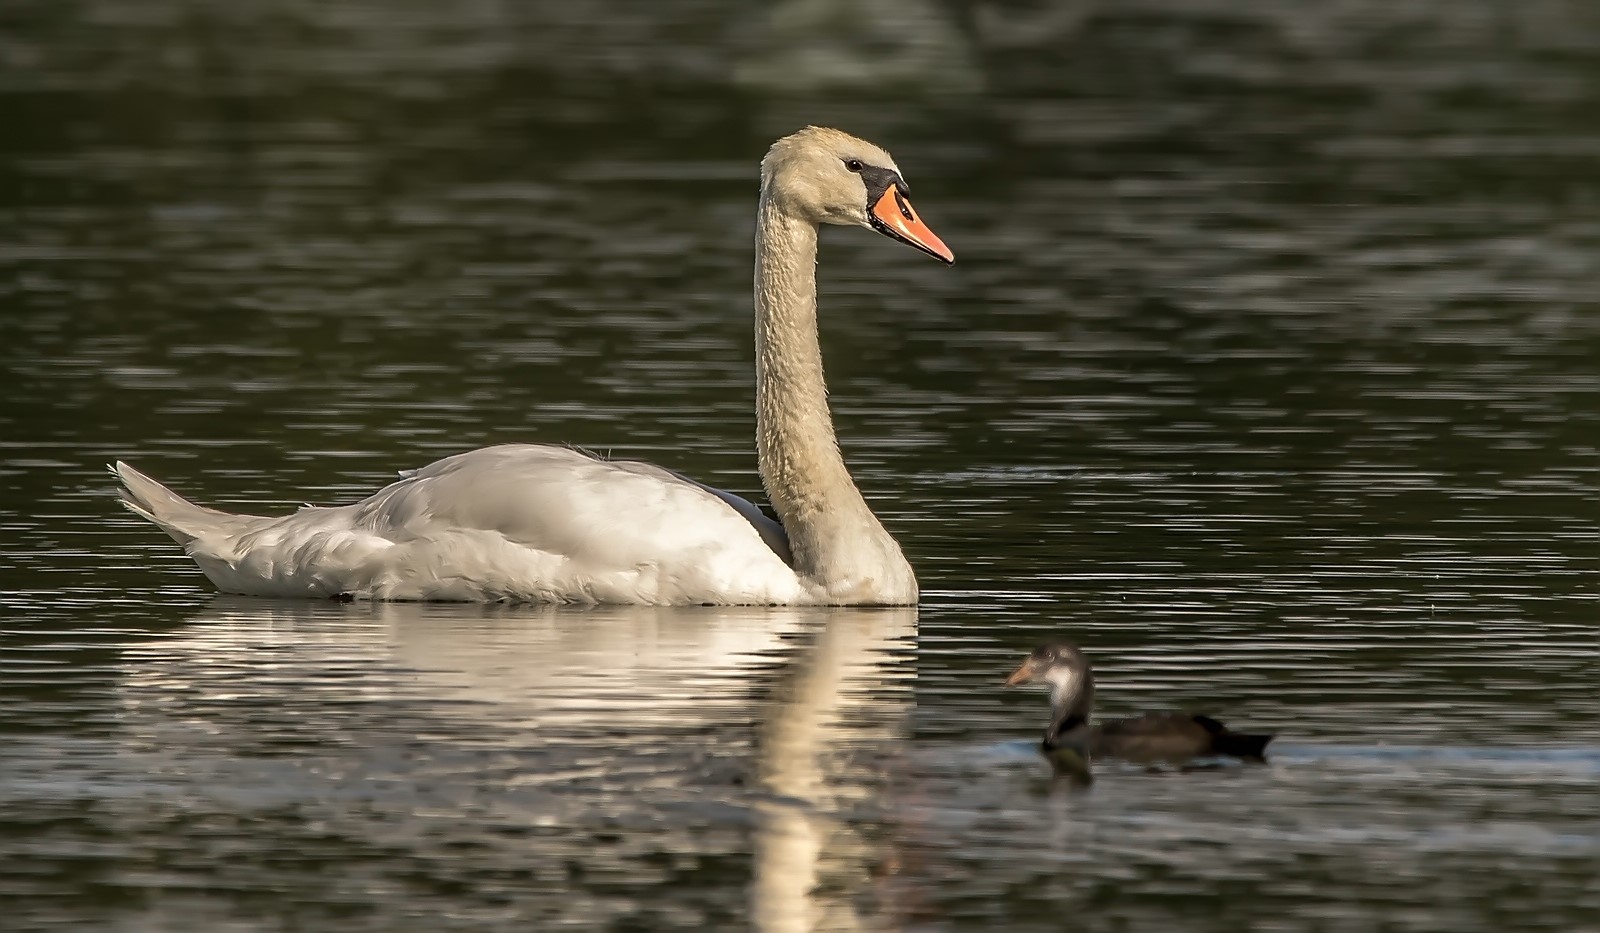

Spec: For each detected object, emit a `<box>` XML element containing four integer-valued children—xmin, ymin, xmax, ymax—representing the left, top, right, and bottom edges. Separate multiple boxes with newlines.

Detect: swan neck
<box><xmin>753</xmin><ymin>196</ymin><xmax>881</xmax><ymax>571</ymax></box>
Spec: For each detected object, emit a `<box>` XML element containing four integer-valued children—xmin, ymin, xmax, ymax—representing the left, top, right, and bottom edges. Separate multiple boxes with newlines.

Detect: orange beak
<box><xmin>870</xmin><ymin>187</ymin><xmax>954</xmax><ymax>263</ymax></box>
<box><xmin>1003</xmin><ymin>663</ymin><xmax>1035</xmax><ymax>687</ymax></box>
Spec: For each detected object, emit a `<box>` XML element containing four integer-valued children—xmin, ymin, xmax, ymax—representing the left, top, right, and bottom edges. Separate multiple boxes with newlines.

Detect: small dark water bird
<box><xmin>1005</xmin><ymin>643</ymin><xmax>1274</xmax><ymax>770</ymax></box>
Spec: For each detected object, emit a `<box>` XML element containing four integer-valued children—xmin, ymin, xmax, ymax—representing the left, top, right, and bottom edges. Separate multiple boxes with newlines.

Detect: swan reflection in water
<box><xmin>109</xmin><ymin>598</ymin><xmax>915</xmax><ymax>929</ymax></box>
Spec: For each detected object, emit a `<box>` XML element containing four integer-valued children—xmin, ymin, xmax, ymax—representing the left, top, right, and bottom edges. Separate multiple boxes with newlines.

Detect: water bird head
<box><xmin>1005</xmin><ymin>641</ymin><xmax>1095</xmax><ymax>718</ymax></box>
<box><xmin>761</xmin><ymin>126</ymin><xmax>953</xmax><ymax>263</ymax></box>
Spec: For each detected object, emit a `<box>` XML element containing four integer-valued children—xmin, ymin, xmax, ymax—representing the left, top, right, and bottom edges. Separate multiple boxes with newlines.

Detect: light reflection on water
<box><xmin>3</xmin><ymin>600</ymin><xmax>916</xmax><ymax>930</ymax></box>
<box><xmin>2</xmin><ymin>0</ymin><xmax>1598</xmax><ymax>929</ymax></box>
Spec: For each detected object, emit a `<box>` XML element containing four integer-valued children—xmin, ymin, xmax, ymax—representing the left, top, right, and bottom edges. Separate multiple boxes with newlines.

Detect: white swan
<box><xmin>111</xmin><ymin>126</ymin><xmax>953</xmax><ymax>606</ymax></box>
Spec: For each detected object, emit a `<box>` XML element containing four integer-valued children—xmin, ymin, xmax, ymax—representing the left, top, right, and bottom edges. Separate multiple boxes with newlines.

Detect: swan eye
<box><xmin>844</xmin><ymin>159</ymin><xmax>863</xmax><ymax>172</ymax></box>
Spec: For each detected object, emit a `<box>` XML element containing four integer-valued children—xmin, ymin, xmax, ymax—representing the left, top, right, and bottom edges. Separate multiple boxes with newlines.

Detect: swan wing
<box><xmin>359</xmin><ymin>444</ymin><xmax>787</xmax><ymax>561</ymax></box>
<box><xmin>616</xmin><ymin>460</ymin><xmax>792</xmax><ymax>567</ymax></box>
<box><xmin>206</xmin><ymin>444</ymin><xmax>804</xmax><ymax>604</ymax></box>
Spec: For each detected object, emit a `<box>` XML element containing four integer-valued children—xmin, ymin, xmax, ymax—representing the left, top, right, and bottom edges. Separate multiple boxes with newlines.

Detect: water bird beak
<box><xmin>1003</xmin><ymin>663</ymin><xmax>1035</xmax><ymax>687</ymax></box>
<box><xmin>870</xmin><ymin>187</ymin><xmax>954</xmax><ymax>263</ymax></box>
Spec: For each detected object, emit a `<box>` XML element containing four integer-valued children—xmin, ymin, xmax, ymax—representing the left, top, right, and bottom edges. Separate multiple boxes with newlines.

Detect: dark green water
<box><xmin>1</xmin><ymin>1</ymin><xmax>1596</xmax><ymax>930</ymax></box>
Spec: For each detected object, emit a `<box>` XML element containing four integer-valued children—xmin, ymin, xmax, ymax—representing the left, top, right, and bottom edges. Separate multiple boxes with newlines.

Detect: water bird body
<box><xmin>1005</xmin><ymin>643</ymin><xmax>1274</xmax><ymax>767</ymax></box>
<box><xmin>111</xmin><ymin>127</ymin><xmax>953</xmax><ymax>605</ymax></box>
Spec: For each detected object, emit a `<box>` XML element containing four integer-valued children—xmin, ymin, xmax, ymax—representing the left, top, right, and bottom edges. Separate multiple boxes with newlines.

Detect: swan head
<box><xmin>761</xmin><ymin>126</ymin><xmax>954</xmax><ymax>263</ymax></box>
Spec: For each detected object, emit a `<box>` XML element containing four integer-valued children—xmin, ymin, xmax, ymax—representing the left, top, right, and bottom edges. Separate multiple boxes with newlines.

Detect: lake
<box><xmin>1</xmin><ymin>0</ymin><xmax>1596</xmax><ymax>930</ymax></box>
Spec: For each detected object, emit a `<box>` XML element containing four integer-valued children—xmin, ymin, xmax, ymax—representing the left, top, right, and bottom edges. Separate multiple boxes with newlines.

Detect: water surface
<box><xmin>2</xmin><ymin>0</ymin><xmax>1596</xmax><ymax>930</ymax></box>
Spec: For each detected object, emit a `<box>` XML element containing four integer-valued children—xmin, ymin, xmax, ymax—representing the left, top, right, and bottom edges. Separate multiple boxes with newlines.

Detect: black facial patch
<box><xmin>856</xmin><ymin>164</ymin><xmax>906</xmax><ymax>206</ymax></box>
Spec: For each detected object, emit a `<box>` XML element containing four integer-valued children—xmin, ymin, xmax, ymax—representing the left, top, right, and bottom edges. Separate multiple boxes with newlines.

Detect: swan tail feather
<box><xmin>109</xmin><ymin>461</ymin><xmax>246</xmax><ymax>546</ymax></box>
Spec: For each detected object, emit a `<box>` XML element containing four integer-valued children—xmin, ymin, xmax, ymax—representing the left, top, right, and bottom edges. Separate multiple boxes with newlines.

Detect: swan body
<box><xmin>112</xmin><ymin>127</ymin><xmax>954</xmax><ymax>605</ymax></box>
<box><xmin>113</xmin><ymin>447</ymin><xmax>806</xmax><ymax>604</ymax></box>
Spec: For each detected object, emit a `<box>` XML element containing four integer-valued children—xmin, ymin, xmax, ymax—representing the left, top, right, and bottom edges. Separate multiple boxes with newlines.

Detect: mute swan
<box><xmin>1005</xmin><ymin>643</ymin><xmax>1275</xmax><ymax>767</ymax></box>
<box><xmin>111</xmin><ymin>126</ymin><xmax>953</xmax><ymax>605</ymax></box>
